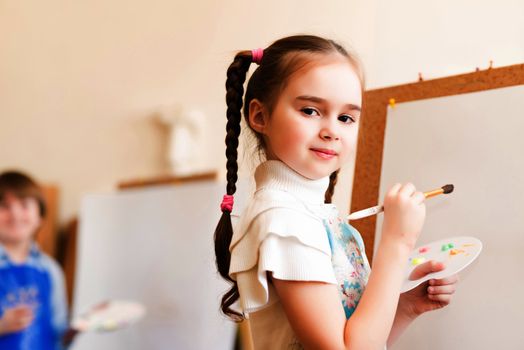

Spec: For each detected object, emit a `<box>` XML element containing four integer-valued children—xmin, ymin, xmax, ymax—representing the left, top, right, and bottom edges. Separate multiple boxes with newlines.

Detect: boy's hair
<box><xmin>214</xmin><ymin>35</ymin><xmax>365</xmax><ymax>320</ymax></box>
<box><xmin>0</xmin><ymin>170</ymin><xmax>47</xmax><ymax>218</ymax></box>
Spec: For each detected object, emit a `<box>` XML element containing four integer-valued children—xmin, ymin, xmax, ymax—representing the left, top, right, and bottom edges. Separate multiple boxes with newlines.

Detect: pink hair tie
<box><xmin>220</xmin><ymin>194</ymin><xmax>234</xmax><ymax>212</ymax></box>
<box><xmin>251</xmin><ymin>48</ymin><xmax>264</xmax><ymax>65</ymax></box>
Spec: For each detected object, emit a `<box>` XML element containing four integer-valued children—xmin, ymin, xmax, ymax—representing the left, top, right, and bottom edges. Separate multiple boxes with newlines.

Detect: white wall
<box><xmin>367</xmin><ymin>0</ymin><xmax>524</xmax><ymax>88</ymax></box>
<box><xmin>0</xmin><ymin>0</ymin><xmax>375</xmax><ymax>222</ymax></box>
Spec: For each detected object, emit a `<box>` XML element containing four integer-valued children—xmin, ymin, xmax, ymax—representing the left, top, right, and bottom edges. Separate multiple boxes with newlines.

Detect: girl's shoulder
<box><xmin>229</xmin><ymin>188</ymin><xmax>333</xmax><ymax>273</ymax></box>
<box><xmin>235</xmin><ymin>187</ymin><xmax>327</xmax><ymax>241</ymax></box>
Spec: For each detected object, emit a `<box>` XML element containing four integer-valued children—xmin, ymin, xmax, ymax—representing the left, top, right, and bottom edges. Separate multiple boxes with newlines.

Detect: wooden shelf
<box><xmin>118</xmin><ymin>171</ymin><xmax>218</xmax><ymax>190</ymax></box>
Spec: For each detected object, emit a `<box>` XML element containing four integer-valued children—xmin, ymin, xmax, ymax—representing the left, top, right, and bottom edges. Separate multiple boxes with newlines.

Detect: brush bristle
<box><xmin>442</xmin><ymin>184</ymin><xmax>454</xmax><ymax>194</ymax></box>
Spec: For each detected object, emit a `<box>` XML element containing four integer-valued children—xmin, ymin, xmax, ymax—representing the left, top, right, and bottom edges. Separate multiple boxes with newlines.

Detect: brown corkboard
<box><xmin>350</xmin><ymin>63</ymin><xmax>524</xmax><ymax>264</ymax></box>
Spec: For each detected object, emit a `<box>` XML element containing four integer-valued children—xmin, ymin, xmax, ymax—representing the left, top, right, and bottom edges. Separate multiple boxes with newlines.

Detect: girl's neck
<box><xmin>255</xmin><ymin>160</ymin><xmax>329</xmax><ymax>204</ymax></box>
<box><xmin>1</xmin><ymin>239</ymin><xmax>31</xmax><ymax>264</ymax></box>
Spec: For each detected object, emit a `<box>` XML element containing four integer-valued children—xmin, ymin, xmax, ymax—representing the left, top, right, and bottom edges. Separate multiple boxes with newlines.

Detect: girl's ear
<box><xmin>248</xmin><ymin>99</ymin><xmax>269</xmax><ymax>134</ymax></box>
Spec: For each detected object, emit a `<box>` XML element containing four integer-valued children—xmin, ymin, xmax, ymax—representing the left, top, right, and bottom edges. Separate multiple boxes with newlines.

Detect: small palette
<box><xmin>72</xmin><ymin>300</ymin><xmax>146</xmax><ymax>332</ymax></box>
<box><xmin>401</xmin><ymin>236</ymin><xmax>482</xmax><ymax>293</ymax></box>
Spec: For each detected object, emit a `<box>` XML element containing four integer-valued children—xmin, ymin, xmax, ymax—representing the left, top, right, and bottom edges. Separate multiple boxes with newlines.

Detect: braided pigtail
<box><xmin>324</xmin><ymin>170</ymin><xmax>339</xmax><ymax>204</ymax></box>
<box><xmin>214</xmin><ymin>51</ymin><xmax>253</xmax><ymax>321</ymax></box>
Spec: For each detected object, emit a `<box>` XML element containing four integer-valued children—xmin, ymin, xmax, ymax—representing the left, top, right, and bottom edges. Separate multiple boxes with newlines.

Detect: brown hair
<box><xmin>0</xmin><ymin>170</ymin><xmax>46</xmax><ymax>218</ymax></box>
<box><xmin>214</xmin><ymin>35</ymin><xmax>365</xmax><ymax>320</ymax></box>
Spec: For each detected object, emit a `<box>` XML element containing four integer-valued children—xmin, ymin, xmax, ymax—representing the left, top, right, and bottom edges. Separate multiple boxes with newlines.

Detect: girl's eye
<box><xmin>301</xmin><ymin>107</ymin><xmax>320</xmax><ymax>117</ymax></box>
<box><xmin>338</xmin><ymin>114</ymin><xmax>356</xmax><ymax>124</ymax></box>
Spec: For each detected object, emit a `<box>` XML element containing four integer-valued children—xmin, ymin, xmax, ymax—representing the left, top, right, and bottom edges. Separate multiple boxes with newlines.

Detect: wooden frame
<box><xmin>350</xmin><ymin>63</ymin><xmax>524</xmax><ymax>264</ymax></box>
<box><xmin>36</xmin><ymin>185</ymin><xmax>59</xmax><ymax>257</ymax></box>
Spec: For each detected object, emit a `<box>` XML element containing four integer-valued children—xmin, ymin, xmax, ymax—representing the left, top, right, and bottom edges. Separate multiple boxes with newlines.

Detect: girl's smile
<box><xmin>310</xmin><ymin>147</ymin><xmax>338</xmax><ymax>160</ymax></box>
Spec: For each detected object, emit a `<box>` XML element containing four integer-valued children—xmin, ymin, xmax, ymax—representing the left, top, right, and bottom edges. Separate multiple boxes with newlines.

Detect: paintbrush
<box><xmin>347</xmin><ymin>184</ymin><xmax>454</xmax><ymax>221</ymax></box>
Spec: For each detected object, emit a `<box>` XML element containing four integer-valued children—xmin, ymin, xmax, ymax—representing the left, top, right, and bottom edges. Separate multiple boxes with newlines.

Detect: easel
<box><xmin>350</xmin><ymin>63</ymin><xmax>524</xmax><ymax>264</ymax></box>
<box><xmin>62</xmin><ymin>171</ymin><xmax>217</xmax><ymax>308</ymax></box>
<box><xmin>36</xmin><ymin>185</ymin><xmax>59</xmax><ymax>257</ymax></box>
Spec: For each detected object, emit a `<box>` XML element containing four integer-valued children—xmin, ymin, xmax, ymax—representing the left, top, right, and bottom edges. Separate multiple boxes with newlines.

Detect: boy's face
<box><xmin>0</xmin><ymin>192</ymin><xmax>42</xmax><ymax>245</ymax></box>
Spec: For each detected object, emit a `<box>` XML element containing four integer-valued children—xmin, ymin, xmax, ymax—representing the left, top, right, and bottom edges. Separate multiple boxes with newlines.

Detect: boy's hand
<box><xmin>399</xmin><ymin>260</ymin><xmax>459</xmax><ymax>319</ymax></box>
<box><xmin>0</xmin><ymin>305</ymin><xmax>35</xmax><ymax>335</ymax></box>
<box><xmin>62</xmin><ymin>327</ymin><xmax>79</xmax><ymax>347</ymax></box>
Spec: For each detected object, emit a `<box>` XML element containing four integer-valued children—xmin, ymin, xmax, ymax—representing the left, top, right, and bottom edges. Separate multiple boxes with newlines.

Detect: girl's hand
<box><xmin>0</xmin><ymin>305</ymin><xmax>34</xmax><ymax>335</ymax></box>
<box><xmin>399</xmin><ymin>260</ymin><xmax>459</xmax><ymax>319</ymax></box>
<box><xmin>382</xmin><ymin>183</ymin><xmax>426</xmax><ymax>250</ymax></box>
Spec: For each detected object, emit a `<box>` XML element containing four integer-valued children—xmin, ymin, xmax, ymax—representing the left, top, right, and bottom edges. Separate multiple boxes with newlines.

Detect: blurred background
<box><xmin>3</xmin><ymin>0</ymin><xmax>523</xmax><ymax>221</ymax></box>
<box><xmin>1</xmin><ymin>0</ymin><xmax>523</xmax><ymax>349</ymax></box>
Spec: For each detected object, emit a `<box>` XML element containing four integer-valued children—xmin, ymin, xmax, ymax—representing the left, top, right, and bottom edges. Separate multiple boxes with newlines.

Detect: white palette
<box><xmin>72</xmin><ymin>300</ymin><xmax>146</xmax><ymax>332</ymax></box>
<box><xmin>401</xmin><ymin>236</ymin><xmax>482</xmax><ymax>293</ymax></box>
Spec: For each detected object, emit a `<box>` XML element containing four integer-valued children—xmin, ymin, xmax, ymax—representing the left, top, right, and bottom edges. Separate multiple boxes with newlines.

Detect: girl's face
<box><xmin>0</xmin><ymin>192</ymin><xmax>42</xmax><ymax>245</ymax></box>
<box><xmin>250</xmin><ymin>57</ymin><xmax>362</xmax><ymax>180</ymax></box>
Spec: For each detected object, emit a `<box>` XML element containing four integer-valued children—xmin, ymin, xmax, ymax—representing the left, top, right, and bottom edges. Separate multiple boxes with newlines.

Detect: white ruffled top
<box><xmin>229</xmin><ymin>160</ymin><xmax>339</xmax><ymax>314</ymax></box>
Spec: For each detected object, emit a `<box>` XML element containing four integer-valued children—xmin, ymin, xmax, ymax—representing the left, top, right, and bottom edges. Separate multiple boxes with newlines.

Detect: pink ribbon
<box><xmin>220</xmin><ymin>194</ymin><xmax>234</xmax><ymax>212</ymax></box>
<box><xmin>251</xmin><ymin>48</ymin><xmax>264</xmax><ymax>65</ymax></box>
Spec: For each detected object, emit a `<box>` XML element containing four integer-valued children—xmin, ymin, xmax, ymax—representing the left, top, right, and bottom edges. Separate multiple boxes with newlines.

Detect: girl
<box><xmin>214</xmin><ymin>35</ymin><xmax>458</xmax><ymax>349</ymax></box>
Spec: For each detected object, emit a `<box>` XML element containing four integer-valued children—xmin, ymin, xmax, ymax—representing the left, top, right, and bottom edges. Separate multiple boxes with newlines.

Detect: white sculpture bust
<box><xmin>158</xmin><ymin>105</ymin><xmax>207</xmax><ymax>176</ymax></box>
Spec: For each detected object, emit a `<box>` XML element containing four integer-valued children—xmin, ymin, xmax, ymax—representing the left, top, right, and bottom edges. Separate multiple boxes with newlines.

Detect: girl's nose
<box><xmin>320</xmin><ymin>123</ymin><xmax>340</xmax><ymax>141</ymax></box>
<box><xmin>320</xmin><ymin>131</ymin><xmax>339</xmax><ymax>141</ymax></box>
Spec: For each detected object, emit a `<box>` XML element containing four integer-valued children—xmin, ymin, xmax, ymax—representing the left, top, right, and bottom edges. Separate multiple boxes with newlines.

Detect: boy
<box><xmin>0</xmin><ymin>171</ymin><xmax>67</xmax><ymax>350</ymax></box>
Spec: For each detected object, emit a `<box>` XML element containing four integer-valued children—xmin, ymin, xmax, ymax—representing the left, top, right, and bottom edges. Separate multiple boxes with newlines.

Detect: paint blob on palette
<box><xmin>72</xmin><ymin>300</ymin><xmax>146</xmax><ymax>332</ymax></box>
<box><xmin>401</xmin><ymin>236</ymin><xmax>482</xmax><ymax>293</ymax></box>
